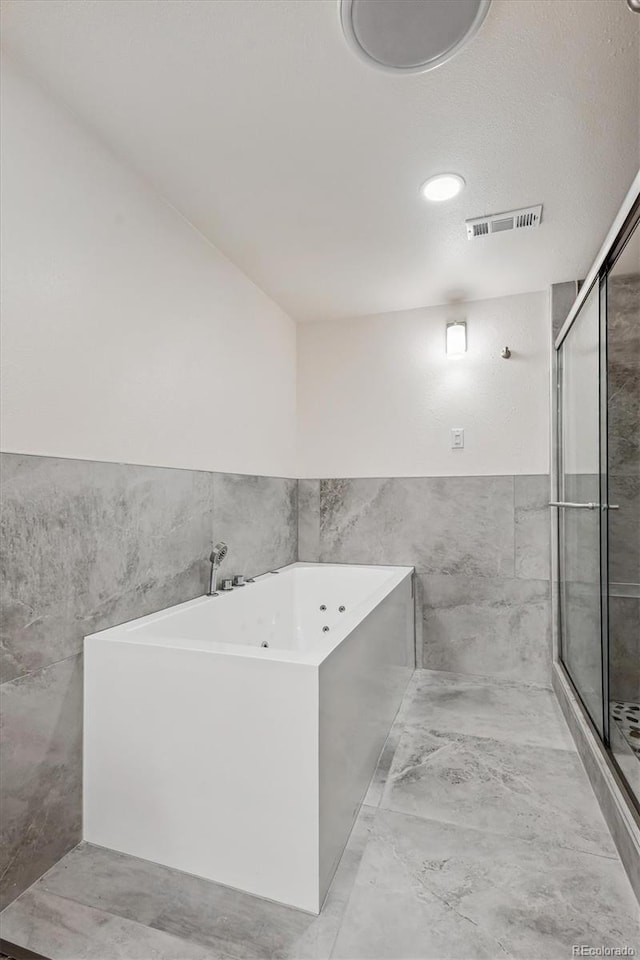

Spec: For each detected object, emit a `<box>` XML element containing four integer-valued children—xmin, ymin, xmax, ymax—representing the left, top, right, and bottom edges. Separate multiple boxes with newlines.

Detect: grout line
<box><xmin>401</xmin><ymin>714</ymin><xmax>579</xmax><ymax>756</ymax></box>
<box><xmin>1</xmin><ymin>652</ymin><xmax>82</xmax><ymax>689</ymax></box>
<box><xmin>3</xmin><ymin>884</ymin><xmax>230</xmax><ymax>959</ymax></box>
<box><xmin>0</xmin><ymin>843</ymin><xmax>84</xmax><ymax>913</ymax></box>
<box><xmin>414</xmin><ymin>666</ymin><xmax>553</xmax><ymax>691</ymax></box>
<box><xmin>513</xmin><ymin>474</ymin><xmax>517</xmax><ymax>578</ymax></box>
<box><xmin>374</xmin><ymin>806</ymin><xmax>620</xmax><ymax>862</ymax></box>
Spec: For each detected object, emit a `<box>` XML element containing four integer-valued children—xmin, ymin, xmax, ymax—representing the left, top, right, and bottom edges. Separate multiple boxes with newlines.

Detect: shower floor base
<box><xmin>610</xmin><ymin>700</ymin><xmax>640</xmax><ymax>801</ymax></box>
<box><xmin>611</xmin><ymin>700</ymin><xmax>640</xmax><ymax>758</ymax></box>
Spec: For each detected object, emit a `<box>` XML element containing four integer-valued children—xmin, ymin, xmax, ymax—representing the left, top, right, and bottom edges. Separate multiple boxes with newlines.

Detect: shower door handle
<box><xmin>548</xmin><ymin>502</ymin><xmax>620</xmax><ymax>510</ymax></box>
<box><xmin>548</xmin><ymin>501</ymin><xmax>599</xmax><ymax>509</ymax></box>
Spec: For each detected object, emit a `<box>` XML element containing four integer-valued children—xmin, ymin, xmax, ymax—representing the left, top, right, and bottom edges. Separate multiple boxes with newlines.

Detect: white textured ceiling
<box><xmin>2</xmin><ymin>0</ymin><xmax>639</xmax><ymax>322</ymax></box>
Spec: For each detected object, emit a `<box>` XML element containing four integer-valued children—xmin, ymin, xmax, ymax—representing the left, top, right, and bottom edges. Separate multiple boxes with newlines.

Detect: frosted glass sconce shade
<box><xmin>446</xmin><ymin>321</ymin><xmax>467</xmax><ymax>356</ymax></box>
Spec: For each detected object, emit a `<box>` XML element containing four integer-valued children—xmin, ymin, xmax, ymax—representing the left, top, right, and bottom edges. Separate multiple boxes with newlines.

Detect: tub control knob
<box><xmin>320</xmin><ymin>604</ymin><xmax>327</xmax><ymax>611</ymax></box>
<box><xmin>221</xmin><ymin>578</ymin><xmax>234</xmax><ymax>591</ymax></box>
<box><xmin>233</xmin><ymin>575</ymin><xmax>246</xmax><ymax>587</ymax></box>
<box><xmin>339</xmin><ymin>605</ymin><xmax>346</xmax><ymax>613</ymax></box>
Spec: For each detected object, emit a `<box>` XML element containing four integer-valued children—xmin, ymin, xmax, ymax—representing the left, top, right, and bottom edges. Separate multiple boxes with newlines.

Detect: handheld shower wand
<box><xmin>207</xmin><ymin>542</ymin><xmax>228</xmax><ymax>596</ymax></box>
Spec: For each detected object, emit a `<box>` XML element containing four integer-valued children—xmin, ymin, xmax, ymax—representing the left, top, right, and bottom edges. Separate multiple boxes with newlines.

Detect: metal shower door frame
<box><xmin>552</xmin><ymin>171</ymin><xmax>640</xmax><ymax>768</ymax></box>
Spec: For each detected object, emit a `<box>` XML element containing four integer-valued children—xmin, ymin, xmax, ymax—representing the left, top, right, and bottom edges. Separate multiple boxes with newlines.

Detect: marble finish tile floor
<box><xmin>1</xmin><ymin>670</ymin><xmax>638</xmax><ymax>960</ymax></box>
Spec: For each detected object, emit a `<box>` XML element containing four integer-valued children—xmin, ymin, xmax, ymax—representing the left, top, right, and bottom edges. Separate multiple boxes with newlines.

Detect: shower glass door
<box><xmin>556</xmin><ymin>188</ymin><xmax>640</xmax><ymax>810</ymax></box>
<box><xmin>558</xmin><ymin>282</ymin><xmax>605</xmax><ymax>736</ymax></box>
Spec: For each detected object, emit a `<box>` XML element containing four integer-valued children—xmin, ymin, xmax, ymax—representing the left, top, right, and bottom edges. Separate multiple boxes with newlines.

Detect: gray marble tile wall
<box><xmin>298</xmin><ymin>474</ymin><xmax>551</xmax><ymax>685</ymax></box>
<box><xmin>0</xmin><ymin>452</ymin><xmax>297</xmax><ymax>909</ymax></box>
<box><xmin>608</xmin><ymin>274</ymin><xmax>640</xmax><ymax>703</ymax></box>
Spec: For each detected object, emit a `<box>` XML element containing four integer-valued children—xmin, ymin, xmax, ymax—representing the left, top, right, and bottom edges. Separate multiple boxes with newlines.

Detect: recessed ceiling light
<box><xmin>421</xmin><ymin>174</ymin><xmax>466</xmax><ymax>202</ymax></box>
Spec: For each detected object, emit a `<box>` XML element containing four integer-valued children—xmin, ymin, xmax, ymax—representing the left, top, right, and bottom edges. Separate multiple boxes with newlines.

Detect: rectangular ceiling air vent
<box><xmin>466</xmin><ymin>205</ymin><xmax>542</xmax><ymax>240</ymax></box>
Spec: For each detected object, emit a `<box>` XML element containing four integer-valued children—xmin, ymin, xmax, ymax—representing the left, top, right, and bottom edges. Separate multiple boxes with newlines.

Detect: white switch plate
<box><xmin>451</xmin><ymin>428</ymin><xmax>464</xmax><ymax>449</ymax></box>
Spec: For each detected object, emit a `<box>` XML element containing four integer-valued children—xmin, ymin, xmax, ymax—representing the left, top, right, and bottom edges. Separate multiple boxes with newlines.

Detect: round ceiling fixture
<box><xmin>421</xmin><ymin>174</ymin><xmax>465</xmax><ymax>202</ymax></box>
<box><xmin>340</xmin><ymin>0</ymin><xmax>492</xmax><ymax>75</ymax></box>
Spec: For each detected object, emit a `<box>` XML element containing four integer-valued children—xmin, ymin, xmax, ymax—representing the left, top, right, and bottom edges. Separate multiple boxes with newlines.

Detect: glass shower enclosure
<box><xmin>555</xmin><ymin>186</ymin><xmax>639</xmax><ymax>809</ymax></box>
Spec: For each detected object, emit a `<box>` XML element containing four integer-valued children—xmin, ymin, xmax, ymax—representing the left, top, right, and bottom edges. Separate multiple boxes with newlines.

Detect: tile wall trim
<box><xmin>0</xmin><ymin>449</ymin><xmax>297</xmax><ymax>481</ymax></box>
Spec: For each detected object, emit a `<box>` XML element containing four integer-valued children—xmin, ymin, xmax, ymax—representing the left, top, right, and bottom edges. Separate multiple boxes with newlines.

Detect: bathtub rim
<box><xmin>84</xmin><ymin>561</ymin><xmax>414</xmax><ymax>667</ymax></box>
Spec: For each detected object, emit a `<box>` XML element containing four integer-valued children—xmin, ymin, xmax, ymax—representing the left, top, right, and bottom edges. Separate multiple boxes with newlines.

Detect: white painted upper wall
<box><xmin>0</xmin><ymin>58</ymin><xmax>297</xmax><ymax>477</ymax></box>
<box><xmin>0</xmin><ymin>59</ymin><xmax>553</xmax><ymax>483</ymax></box>
<box><xmin>297</xmin><ymin>292</ymin><xmax>550</xmax><ymax>478</ymax></box>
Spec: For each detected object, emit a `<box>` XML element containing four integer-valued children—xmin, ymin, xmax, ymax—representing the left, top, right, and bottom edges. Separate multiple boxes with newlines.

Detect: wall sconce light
<box><xmin>446</xmin><ymin>321</ymin><xmax>467</xmax><ymax>357</ymax></box>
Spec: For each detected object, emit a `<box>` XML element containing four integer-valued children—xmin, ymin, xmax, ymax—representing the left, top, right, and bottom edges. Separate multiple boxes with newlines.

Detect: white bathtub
<box><xmin>84</xmin><ymin>562</ymin><xmax>414</xmax><ymax>913</ymax></box>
